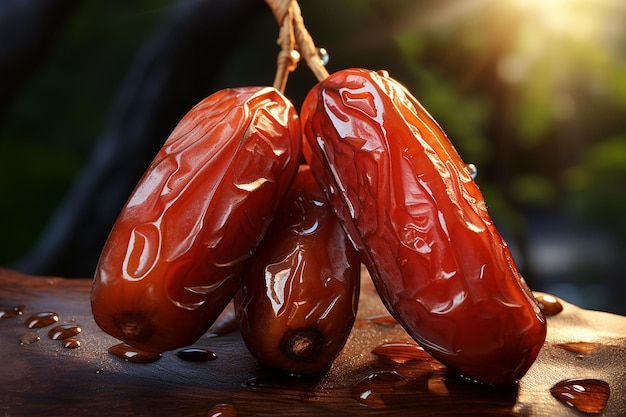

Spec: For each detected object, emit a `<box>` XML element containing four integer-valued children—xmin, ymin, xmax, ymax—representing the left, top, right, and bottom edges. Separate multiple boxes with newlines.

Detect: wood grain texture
<box><xmin>1</xmin><ymin>266</ymin><xmax>625</xmax><ymax>416</ymax></box>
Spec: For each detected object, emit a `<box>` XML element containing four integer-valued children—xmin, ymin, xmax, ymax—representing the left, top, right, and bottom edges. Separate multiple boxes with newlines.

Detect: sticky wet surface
<box><xmin>0</xmin><ymin>267</ymin><xmax>625</xmax><ymax>416</ymax></box>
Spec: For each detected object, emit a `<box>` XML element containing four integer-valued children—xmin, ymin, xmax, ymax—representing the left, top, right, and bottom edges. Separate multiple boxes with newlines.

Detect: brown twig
<box><xmin>271</xmin><ymin>2</ymin><xmax>298</xmax><ymax>92</ymax></box>
<box><xmin>290</xmin><ymin>1</ymin><xmax>329</xmax><ymax>82</ymax></box>
<box><xmin>265</xmin><ymin>0</ymin><xmax>329</xmax><ymax>91</ymax></box>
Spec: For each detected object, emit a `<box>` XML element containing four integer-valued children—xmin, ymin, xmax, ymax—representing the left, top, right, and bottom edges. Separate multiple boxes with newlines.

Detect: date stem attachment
<box><xmin>265</xmin><ymin>0</ymin><xmax>329</xmax><ymax>91</ymax></box>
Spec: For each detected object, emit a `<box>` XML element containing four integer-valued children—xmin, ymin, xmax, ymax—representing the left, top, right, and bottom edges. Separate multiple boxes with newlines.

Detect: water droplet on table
<box><xmin>25</xmin><ymin>312</ymin><xmax>59</xmax><ymax>328</ymax></box>
<box><xmin>62</xmin><ymin>338</ymin><xmax>81</xmax><ymax>349</ymax></box>
<box><xmin>0</xmin><ymin>304</ymin><xmax>25</xmax><ymax>319</ymax></box>
<box><xmin>108</xmin><ymin>343</ymin><xmax>162</xmax><ymax>363</ymax></box>
<box><xmin>351</xmin><ymin>371</ymin><xmax>406</xmax><ymax>409</ymax></box>
<box><xmin>176</xmin><ymin>347</ymin><xmax>217</xmax><ymax>362</ymax></box>
<box><xmin>19</xmin><ymin>332</ymin><xmax>41</xmax><ymax>345</ymax></box>
<box><xmin>48</xmin><ymin>324</ymin><xmax>81</xmax><ymax>340</ymax></box>
<box><xmin>550</xmin><ymin>378</ymin><xmax>610</xmax><ymax>414</ymax></box>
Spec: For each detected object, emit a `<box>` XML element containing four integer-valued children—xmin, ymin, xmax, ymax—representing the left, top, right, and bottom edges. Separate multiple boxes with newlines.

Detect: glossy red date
<box><xmin>301</xmin><ymin>68</ymin><xmax>546</xmax><ymax>384</ymax></box>
<box><xmin>235</xmin><ymin>165</ymin><xmax>360</xmax><ymax>376</ymax></box>
<box><xmin>91</xmin><ymin>86</ymin><xmax>302</xmax><ymax>353</ymax></box>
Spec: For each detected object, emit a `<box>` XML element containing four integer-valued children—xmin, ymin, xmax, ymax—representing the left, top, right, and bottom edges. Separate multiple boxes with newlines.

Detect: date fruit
<box><xmin>235</xmin><ymin>165</ymin><xmax>360</xmax><ymax>376</ymax></box>
<box><xmin>91</xmin><ymin>86</ymin><xmax>302</xmax><ymax>353</ymax></box>
<box><xmin>301</xmin><ymin>68</ymin><xmax>546</xmax><ymax>384</ymax></box>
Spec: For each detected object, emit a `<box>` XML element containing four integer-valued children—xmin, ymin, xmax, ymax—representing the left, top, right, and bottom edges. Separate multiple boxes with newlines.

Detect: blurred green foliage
<box><xmin>566</xmin><ymin>135</ymin><xmax>626</xmax><ymax>238</ymax></box>
<box><xmin>1</xmin><ymin>0</ymin><xmax>625</xmax><ymax>276</ymax></box>
<box><xmin>0</xmin><ymin>1</ymin><xmax>171</xmax><ymax>263</ymax></box>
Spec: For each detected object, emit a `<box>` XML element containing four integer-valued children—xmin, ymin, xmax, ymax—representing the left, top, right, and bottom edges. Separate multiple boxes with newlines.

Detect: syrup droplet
<box><xmin>19</xmin><ymin>332</ymin><xmax>41</xmax><ymax>345</ymax></box>
<box><xmin>554</xmin><ymin>342</ymin><xmax>602</xmax><ymax>355</ymax></box>
<box><xmin>534</xmin><ymin>293</ymin><xmax>563</xmax><ymax>316</ymax></box>
<box><xmin>466</xmin><ymin>163</ymin><xmax>478</xmax><ymax>179</ymax></box>
<box><xmin>48</xmin><ymin>324</ymin><xmax>82</xmax><ymax>340</ymax></box>
<box><xmin>25</xmin><ymin>312</ymin><xmax>59</xmax><ymax>328</ymax></box>
<box><xmin>108</xmin><ymin>343</ymin><xmax>162</xmax><ymax>363</ymax></box>
<box><xmin>177</xmin><ymin>347</ymin><xmax>217</xmax><ymax>362</ymax></box>
<box><xmin>0</xmin><ymin>304</ymin><xmax>25</xmax><ymax>318</ymax></box>
<box><xmin>316</xmin><ymin>47</ymin><xmax>329</xmax><ymax>66</ymax></box>
<box><xmin>366</xmin><ymin>314</ymin><xmax>398</xmax><ymax>326</ymax></box>
<box><xmin>371</xmin><ymin>342</ymin><xmax>432</xmax><ymax>364</ymax></box>
<box><xmin>354</xmin><ymin>314</ymin><xmax>398</xmax><ymax>327</ymax></box>
<box><xmin>550</xmin><ymin>378</ymin><xmax>610</xmax><ymax>414</ymax></box>
<box><xmin>207</xmin><ymin>403</ymin><xmax>237</xmax><ymax>417</ymax></box>
<box><xmin>351</xmin><ymin>371</ymin><xmax>406</xmax><ymax>409</ymax></box>
<box><xmin>62</xmin><ymin>338</ymin><xmax>81</xmax><ymax>349</ymax></box>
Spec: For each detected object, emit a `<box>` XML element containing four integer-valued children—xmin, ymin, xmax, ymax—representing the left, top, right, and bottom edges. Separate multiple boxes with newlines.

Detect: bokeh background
<box><xmin>1</xmin><ymin>0</ymin><xmax>625</xmax><ymax>314</ymax></box>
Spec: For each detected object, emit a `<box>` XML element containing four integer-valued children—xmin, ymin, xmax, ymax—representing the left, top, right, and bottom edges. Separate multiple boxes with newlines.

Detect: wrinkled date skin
<box><xmin>91</xmin><ymin>87</ymin><xmax>302</xmax><ymax>353</ymax></box>
<box><xmin>235</xmin><ymin>165</ymin><xmax>360</xmax><ymax>376</ymax></box>
<box><xmin>301</xmin><ymin>68</ymin><xmax>546</xmax><ymax>384</ymax></box>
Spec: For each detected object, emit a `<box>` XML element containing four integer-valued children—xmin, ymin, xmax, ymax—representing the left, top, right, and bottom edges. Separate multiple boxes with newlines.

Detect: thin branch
<box><xmin>265</xmin><ymin>0</ymin><xmax>329</xmax><ymax>91</ymax></box>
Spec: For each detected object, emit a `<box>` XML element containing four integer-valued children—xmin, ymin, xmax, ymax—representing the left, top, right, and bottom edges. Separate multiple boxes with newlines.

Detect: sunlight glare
<box><xmin>509</xmin><ymin>0</ymin><xmax>600</xmax><ymax>39</ymax></box>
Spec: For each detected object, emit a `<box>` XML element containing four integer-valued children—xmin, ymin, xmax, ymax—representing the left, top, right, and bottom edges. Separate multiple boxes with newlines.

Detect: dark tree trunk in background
<box><xmin>0</xmin><ymin>0</ymin><xmax>80</xmax><ymax>120</ymax></box>
<box><xmin>13</xmin><ymin>0</ymin><xmax>266</xmax><ymax>277</ymax></box>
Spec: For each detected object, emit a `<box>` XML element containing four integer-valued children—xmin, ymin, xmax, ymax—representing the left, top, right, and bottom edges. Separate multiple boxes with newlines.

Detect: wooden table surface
<box><xmin>1</xmin><ymin>266</ymin><xmax>625</xmax><ymax>416</ymax></box>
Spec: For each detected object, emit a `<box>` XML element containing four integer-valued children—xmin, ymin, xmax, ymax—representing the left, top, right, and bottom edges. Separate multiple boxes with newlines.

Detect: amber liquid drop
<box><xmin>351</xmin><ymin>371</ymin><xmax>407</xmax><ymax>409</ymax></box>
<box><xmin>553</xmin><ymin>342</ymin><xmax>602</xmax><ymax>355</ymax></box>
<box><xmin>62</xmin><ymin>338</ymin><xmax>81</xmax><ymax>349</ymax></box>
<box><xmin>176</xmin><ymin>347</ymin><xmax>217</xmax><ymax>362</ymax></box>
<box><xmin>25</xmin><ymin>312</ymin><xmax>59</xmax><ymax>328</ymax></box>
<box><xmin>550</xmin><ymin>378</ymin><xmax>610</xmax><ymax>414</ymax></box>
<box><xmin>371</xmin><ymin>342</ymin><xmax>433</xmax><ymax>364</ymax></box>
<box><xmin>19</xmin><ymin>332</ymin><xmax>41</xmax><ymax>345</ymax></box>
<box><xmin>48</xmin><ymin>324</ymin><xmax>82</xmax><ymax>340</ymax></box>
<box><xmin>534</xmin><ymin>293</ymin><xmax>563</xmax><ymax>316</ymax></box>
<box><xmin>108</xmin><ymin>343</ymin><xmax>162</xmax><ymax>363</ymax></box>
<box><xmin>0</xmin><ymin>304</ymin><xmax>25</xmax><ymax>318</ymax></box>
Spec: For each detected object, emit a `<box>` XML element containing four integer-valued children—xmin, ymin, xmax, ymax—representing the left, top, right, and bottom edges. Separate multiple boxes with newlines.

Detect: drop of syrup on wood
<box><xmin>108</xmin><ymin>343</ymin><xmax>162</xmax><ymax>363</ymax></box>
<box><xmin>553</xmin><ymin>342</ymin><xmax>602</xmax><ymax>355</ymax></box>
<box><xmin>351</xmin><ymin>371</ymin><xmax>407</xmax><ymax>409</ymax></box>
<box><xmin>206</xmin><ymin>403</ymin><xmax>237</xmax><ymax>417</ymax></box>
<box><xmin>550</xmin><ymin>378</ymin><xmax>610</xmax><ymax>414</ymax></box>
<box><xmin>371</xmin><ymin>342</ymin><xmax>433</xmax><ymax>364</ymax></box>
<box><xmin>62</xmin><ymin>338</ymin><xmax>81</xmax><ymax>349</ymax></box>
<box><xmin>48</xmin><ymin>324</ymin><xmax>82</xmax><ymax>340</ymax></box>
<box><xmin>24</xmin><ymin>312</ymin><xmax>59</xmax><ymax>328</ymax></box>
<box><xmin>177</xmin><ymin>347</ymin><xmax>217</xmax><ymax>362</ymax></box>
<box><xmin>0</xmin><ymin>304</ymin><xmax>25</xmax><ymax>318</ymax></box>
<box><xmin>19</xmin><ymin>332</ymin><xmax>41</xmax><ymax>345</ymax></box>
<box><xmin>354</xmin><ymin>314</ymin><xmax>397</xmax><ymax>327</ymax></box>
<box><xmin>534</xmin><ymin>293</ymin><xmax>563</xmax><ymax>316</ymax></box>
